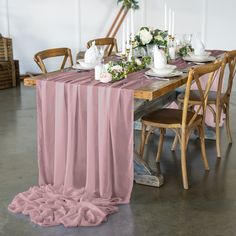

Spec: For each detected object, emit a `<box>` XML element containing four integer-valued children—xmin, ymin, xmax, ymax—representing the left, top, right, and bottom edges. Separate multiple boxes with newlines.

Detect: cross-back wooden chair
<box><xmin>139</xmin><ymin>61</ymin><xmax>223</xmax><ymax>189</ymax></box>
<box><xmin>176</xmin><ymin>50</ymin><xmax>236</xmax><ymax>158</ymax></box>
<box><xmin>34</xmin><ymin>48</ymin><xmax>73</xmax><ymax>74</ymax></box>
<box><xmin>87</xmin><ymin>37</ymin><xmax>118</xmax><ymax>57</ymax></box>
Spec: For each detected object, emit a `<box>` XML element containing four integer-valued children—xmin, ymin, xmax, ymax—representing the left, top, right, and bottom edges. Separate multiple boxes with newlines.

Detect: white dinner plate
<box><xmin>183</xmin><ymin>55</ymin><xmax>216</xmax><ymax>63</ymax></box>
<box><xmin>145</xmin><ymin>69</ymin><xmax>183</xmax><ymax>78</ymax></box>
<box><xmin>188</xmin><ymin>52</ymin><xmax>211</xmax><ymax>60</ymax></box>
<box><xmin>76</xmin><ymin>59</ymin><xmax>96</xmax><ymax>69</ymax></box>
<box><xmin>72</xmin><ymin>64</ymin><xmax>93</xmax><ymax>70</ymax></box>
<box><xmin>149</xmin><ymin>64</ymin><xmax>177</xmax><ymax>71</ymax></box>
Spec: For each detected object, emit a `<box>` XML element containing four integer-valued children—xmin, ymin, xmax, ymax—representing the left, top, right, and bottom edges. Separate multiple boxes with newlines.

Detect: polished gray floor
<box><xmin>0</xmin><ymin>84</ymin><xmax>236</xmax><ymax>236</ymax></box>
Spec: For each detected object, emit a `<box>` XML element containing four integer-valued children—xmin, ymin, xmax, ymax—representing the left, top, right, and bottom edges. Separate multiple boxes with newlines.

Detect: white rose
<box><xmin>112</xmin><ymin>65</ymin><xmax>123</xmax><ymax>72</ymax></box>
<box><xmin>100</xmin><ymin>72</ymin><xmax>112</xmax><ymax>83</ymax></box>
<box><xmin>135</xmin><ymin>58</ymin><xmax>142</xmax><ymax>66</ymax></box>
<box><xmin>139</xmin><ymin>29</ymin><xmax>153</xmax><ymax>45</ymax></box>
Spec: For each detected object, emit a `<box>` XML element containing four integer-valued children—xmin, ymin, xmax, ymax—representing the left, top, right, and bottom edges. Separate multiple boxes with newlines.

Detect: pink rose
<box><xmin>100</xmin><ymin>72</ymin><xmax>112</xmax><ymax>83</ymax></box>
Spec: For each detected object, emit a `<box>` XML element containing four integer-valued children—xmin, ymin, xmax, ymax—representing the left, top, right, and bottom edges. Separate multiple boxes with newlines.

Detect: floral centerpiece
<box><xmin>104</xmin><ymin>56</ymin><xmax>151</xmax><ymax>82</ymax></box>
<box><xmin>134</xmin><ymin>27</ymin><xmax>168</xmax><ymax>50</ymax></box>
<box><xmin>117</xmin><ymin>0</ymin><xmax>139</xmax><ymax>9</ymax></box>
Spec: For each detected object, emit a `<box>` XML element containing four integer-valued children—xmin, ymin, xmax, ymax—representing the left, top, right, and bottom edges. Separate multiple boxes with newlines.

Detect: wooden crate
<box><xmin>0</xmin><ymin>61</ymin><xmax>16</xmax><ymax>89</ymax></box>
<box><xmin>0</xmin><ymin>36</ymin><xmax>16</xmax><ymax>89</ymax></box>
<box><xmin>0</xmin><ymin>37</ymin><xmax>13</xmax><ymax>61</ymax></box>
<box><xmin>14</xmin><ymin>60</ymin><xmax>20</xmax><ymax>86</ymax></box>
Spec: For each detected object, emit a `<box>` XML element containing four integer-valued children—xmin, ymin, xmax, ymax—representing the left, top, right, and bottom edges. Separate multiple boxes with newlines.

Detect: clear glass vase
<box><xmin>133</xmin><ymin>47</ymin><xmax>147</xmax><ymax>58</ymax></box>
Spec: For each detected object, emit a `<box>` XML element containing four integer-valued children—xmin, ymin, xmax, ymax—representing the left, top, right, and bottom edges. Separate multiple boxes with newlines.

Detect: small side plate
<box><xmin>145</xmin><ymin>70</ymin><xmax>183</xmax><ymax>78</ymax></box>
<box><xmin>72</xmin><ymin>64</ymin><xmax>93</xmax><ymax>70</ymax></box>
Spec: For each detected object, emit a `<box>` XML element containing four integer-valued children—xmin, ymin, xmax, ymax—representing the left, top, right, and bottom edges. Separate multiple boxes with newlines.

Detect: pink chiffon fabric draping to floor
<box><xmin>8</xmin><ymin>50</ymin><xmax>224</xmax><ymax>226</ymax></box>
<box><xmin>8</xmin><ymin>70</ymin><xmax>152</xmax><ymax>227</ymax></box>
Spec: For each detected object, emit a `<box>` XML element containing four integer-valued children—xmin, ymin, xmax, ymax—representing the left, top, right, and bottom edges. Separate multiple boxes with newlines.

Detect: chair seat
<box><xmin>142</xmin><ymin>108</ymin><xmax>202</xmax><ymax>127</ymax></box>
<box><xmin>178</xmin><ymin>90</ymin><xmax>224</xmax><ymax>104</ymax></box>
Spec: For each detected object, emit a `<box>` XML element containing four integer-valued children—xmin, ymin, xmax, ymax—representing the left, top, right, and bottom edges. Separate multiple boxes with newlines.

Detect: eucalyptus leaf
<box><xmin>117</xmin><ymin>0</ymin><xmax>140</xmax><ymax>10</ymax></box>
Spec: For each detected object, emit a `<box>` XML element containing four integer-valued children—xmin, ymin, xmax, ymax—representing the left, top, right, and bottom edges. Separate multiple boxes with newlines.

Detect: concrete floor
<box><xmin>0</xmin><ymin>84</ymin><xmax>236</xmax><ymax>236</ymax></box>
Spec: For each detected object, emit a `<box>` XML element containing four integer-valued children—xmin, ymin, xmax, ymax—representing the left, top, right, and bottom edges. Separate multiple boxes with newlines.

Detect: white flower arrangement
<box><xmin>134</xmin><ymin>27</ymin><xmax>168</xmax><ymax>48</ymax></box>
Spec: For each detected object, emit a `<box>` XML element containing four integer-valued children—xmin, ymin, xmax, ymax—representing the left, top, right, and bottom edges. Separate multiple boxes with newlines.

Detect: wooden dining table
<box><xmin>33</xmin><ymin>50</ymin><xmax>224</xmax><ymax>102</ymax></box>
<box><xmin>33</xmin><ymin>66</ymin><xmax>186</xmax><ymax>101</ymax></box>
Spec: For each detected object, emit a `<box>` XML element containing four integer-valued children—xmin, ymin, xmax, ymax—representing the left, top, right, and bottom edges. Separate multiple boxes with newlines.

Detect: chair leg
<box><xmin>215</xmin><ymin>106</ymin><xmax>221</xmax><ymax>158</ymax></box>
<box><xmin>198</xmin><ymin>125</ymin><xmax>210</xmax><ymax>170</ymax></box>
<box><xmin>156</xmin><ymin>128</ymin><xmax>165</xmax><ymax>162</ymax></box>
<box><xmin>145</xmin><ymin>127</ymin><xmax>155</xmax><ymax>145</ymax></box>
<box><xmin>225</xmin><ymin>103</ymin><xmax>233</xmax><ymax>144</ymax></box>
<box><xmin>180</xmin><ymin>133</ymin><xmax>189</xmax><ymax>190</ymax></box>
<box><xmin>140</xmin><ymin>123</ymin><xmax>147</xmax><ymax>158</ymax></box>
<box><xmin>171</xmin><ymin>134</ymin><xmax>178</xmax><ymax>151</ymax></box>
<box><xmin>171</xmin><ymin>101</ymin><xmax>183</xmax><ymax>152</ymax></box>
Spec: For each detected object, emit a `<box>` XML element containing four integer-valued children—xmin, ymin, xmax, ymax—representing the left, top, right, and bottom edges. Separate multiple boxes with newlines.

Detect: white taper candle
<box><xmin>122</xmin><ymin>23</ymin><xmax>126</xmax><ymax>54</ymax></box>
<box><xmin>168</xmin><ymin>8</ymin><xmax>172</xmax><ymax>36</ymax></box>
<box><xmin>171</xmin><ymin>11</ymin><xmax>175</xmax><ymax>37</ymax></box>
<box><xmin>164</xmin><ymin>2</ymin><xmax>167</xmax><ymax>31</ymax></box>
<box><xmin>130</xmin><ymin>9</ymin><xmax>134</xmax><ymax>40</ymax></box>
<box><xmin>126</xmin><ymin>18</ymin><xmax>130</xmax><ymax>49</ymax></box>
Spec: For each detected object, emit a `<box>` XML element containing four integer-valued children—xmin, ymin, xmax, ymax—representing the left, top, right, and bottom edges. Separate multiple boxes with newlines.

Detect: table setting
<box><xmin>8</xmin><ymin>27</ymin><xmax>225</xmax><ymax>225</ymax></box>
<box><xmin>8</xmin><ymin>0</ymin><xmax>226</xmax><ymax>228</ymax></box>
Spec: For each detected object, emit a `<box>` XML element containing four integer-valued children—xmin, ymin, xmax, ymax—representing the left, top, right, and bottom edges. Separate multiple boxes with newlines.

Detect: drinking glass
<box><xmin>96</xmin><ymin>46</ymin><xmax>105</xmax><ymax>63</ymax></box>
<box><xmin>182</xmin><ymin>33</ymin><xmax>192</xmax><ymax>46</ymax></box>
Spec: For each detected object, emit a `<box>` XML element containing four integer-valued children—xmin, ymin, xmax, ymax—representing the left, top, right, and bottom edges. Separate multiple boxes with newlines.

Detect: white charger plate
<box><xmin>183</xmin><ymin>55</ymin><xmax>216</xmax><ymax>63</ymax></box>
<box><xmin>145</xmin><ymin>69</ymin><xmax>183</xmax><ymax>78</ymax></box>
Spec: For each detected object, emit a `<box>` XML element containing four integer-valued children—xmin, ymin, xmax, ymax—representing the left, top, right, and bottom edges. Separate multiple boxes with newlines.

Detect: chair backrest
<box><xmin>34</xmin><ymin>48</ymin><xmax>73</xmax><ymax>74</ymax></box>
<box><xmin>87</xmin><ymin>37</ymin><xmax>118</xmax><ymax>57</ymax></box>
<box><xmin>225</xmin><ymin>50</ymin><xmax>236</xmax><ymax>98</ymax></box>
<box><xmin>182</xmin><ymin>60</ymin><xmax>225</xmax><ymax>129</ymax></box>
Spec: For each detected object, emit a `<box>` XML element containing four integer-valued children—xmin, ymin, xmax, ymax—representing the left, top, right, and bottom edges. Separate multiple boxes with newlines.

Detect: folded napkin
<box><xmin>153</xmin><ymin>46</ymin><xmax>167</xmax><ymax>69</ymax></box>
<box><xmin>84</xmin><ymin>41</ymin><xmax>99</xmax><ymax>65</ymax></box>
<box><xmin>192</xmin><ymin>36</ymin><xmax>205</xmax><ymax>55</ymax></box>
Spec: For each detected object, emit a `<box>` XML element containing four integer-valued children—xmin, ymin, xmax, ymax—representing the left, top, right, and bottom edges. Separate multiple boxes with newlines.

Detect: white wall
<box><xmin>0</xmin><ymin>0</ymin><xmax>235</xmax><ymax>88</ymax></box>
<box><xmin>0</xmin><ymin>0</ymin><xmax>9</xmax><ymax>36</ymax></box>
<box><xmin>205</xmin><ymin>0</ymin><xmax>236</xmax><ymax>50</ymax></box>
<box><xmin>3</xmin><ymin>0</ymin><xmax>80</xmax><ymax>73</ymax></box>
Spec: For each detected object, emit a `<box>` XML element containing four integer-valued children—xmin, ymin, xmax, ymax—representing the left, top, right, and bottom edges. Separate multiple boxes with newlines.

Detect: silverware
<box><xmin>77</xmin><ymin>69</ymin><xmax>90</xmax><ymax>73</ymax></box>
<box><xmin>145</xmin><ymin>75</ymin><xmax>170</xmax><ymax>81</ymax></box>
<box><xmin>193</xmin><ymin>62</ymin><xmax>206</xmax><ymax>65</ymax></box>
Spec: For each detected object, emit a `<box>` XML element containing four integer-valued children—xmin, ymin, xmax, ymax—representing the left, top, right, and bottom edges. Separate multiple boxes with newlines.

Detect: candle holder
<box><xmin>125</xmin><ymin>36</ymin><xmax>135</xmax><ymax>62</ymax></box>
<box><xmin>167</xmin><ymin>36</ymin><xmax>176</xmax><ymax>61</ymax></box>
<box><xmin>125</xmin><ymin>47</ymin><xmax>130</xmax><ymax>60</ymax></box>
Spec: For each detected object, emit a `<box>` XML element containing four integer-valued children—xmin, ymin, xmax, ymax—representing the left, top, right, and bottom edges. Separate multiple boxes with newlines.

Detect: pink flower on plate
<box><xmin>100</xmin><ymin>72</ymin><xmax>112</xmax><ymax>83</ymax></box>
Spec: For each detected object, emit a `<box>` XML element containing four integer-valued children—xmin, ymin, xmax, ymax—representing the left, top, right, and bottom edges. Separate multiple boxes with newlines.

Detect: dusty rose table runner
<box><xmin>8</xmin><ymin>70</ymin><xmax>153</xmax><ymax>227</ymax></box>
<box><xmin>8</xmin><ymin>50</ymin><xmax>224</xmax><ymax>227</ymax></box>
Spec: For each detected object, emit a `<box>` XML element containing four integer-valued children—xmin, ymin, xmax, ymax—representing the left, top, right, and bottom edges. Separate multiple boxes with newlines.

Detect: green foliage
<box><xmin>178</xmin><ymin>45</ymin><xmax>193</xmax><ymax>57</ymax></box>
<box><xmin>107</xmin><ymin>56</ymin><xmax>151</xmax><ymax>82</ymax></box>
<box><xmin>117</xmin><ymin>0</ymin><xmax>139</xmax><ymax>10</ymax></box>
